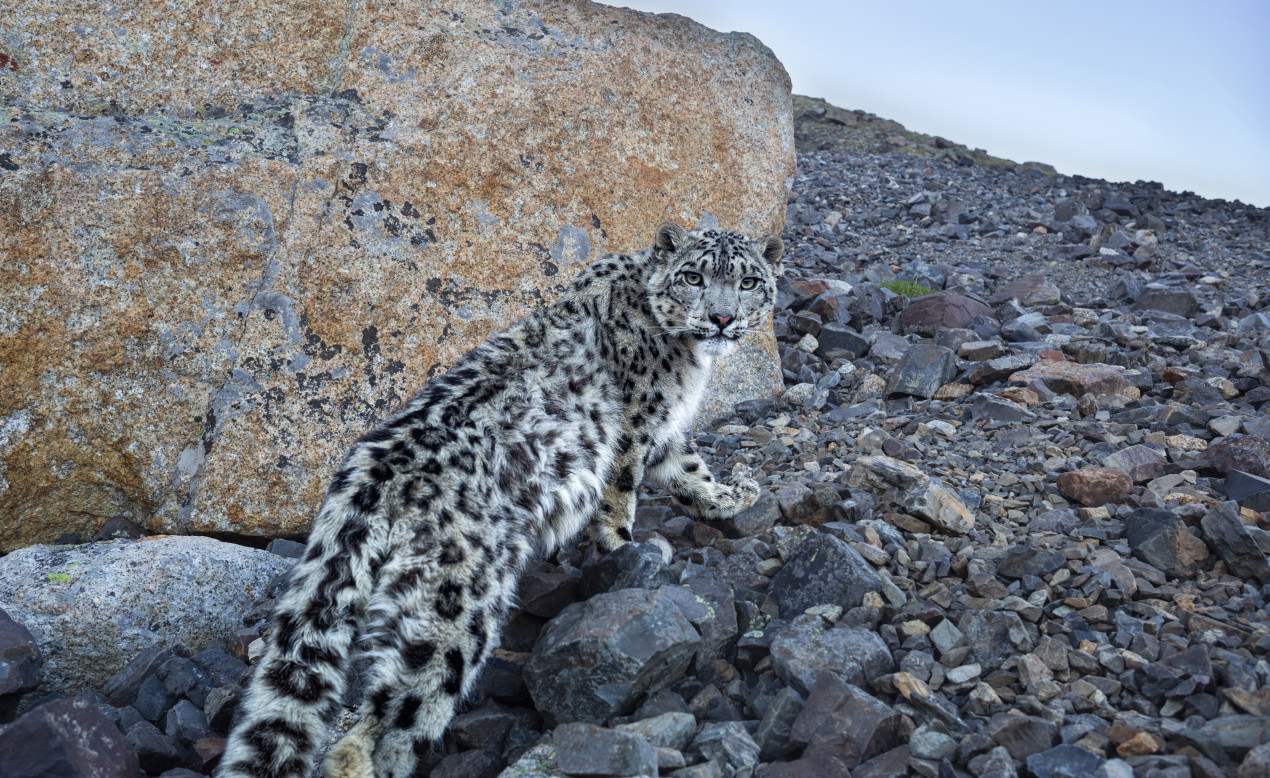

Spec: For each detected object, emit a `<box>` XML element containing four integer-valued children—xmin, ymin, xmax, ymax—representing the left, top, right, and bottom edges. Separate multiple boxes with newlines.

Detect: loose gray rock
<box><xmin>768</xmin><ymin>532</ymin><xmax>883</xmax><ymax>616</ymax></box>
<box><xmin>1026</xmin><ymin>744</ymin><xmax>1106</xmax><ymax>778</ymax></box>
<box><xmin>771</xmin><ymin>613</ymin><xmax>894</xmax><ymax>694</ymax></box>
<box><xmin>1201</xmin><ymin>501</ymin><xmax>1270</xmax><ymax>583</ymax></box>
<box><xmin>790</xmin><ymin>672</ymin><xmax>902</xmax><ymax>769</ymax></box>
<box><xmin>553</xmin><ymin>721</ymin><xmax>657</xmax><ymax>777</ymax></box>
<box><xmin>0</xmin><ymin>696</ymin><xmax>141</xmax><ymax>777</ymax></box>
<box><xmin>0</xmin><ymin>607</ymin><xmax>42</xmax><ymax>723</ymax></box>
<box><xmin>1124</xmin><ymin>508</ymin><xmax>1211</xmax><ymax>577</ymax></box>
<box><xmin>885</xmin><ymin>343</ymin><xmax>957</xmax><ymax>399</ymax></box>
<box><xmin>693</xmin><ymin>721</ymin><xmax>760</xmax><ymax>771</ymax></box>
<box><xmin>614</xmin><ymin>711</ymin><xmax>697</xmax><ymax>751</ymax></box>
<box><xmin>525</xmin><ymin>588</ymin><xmax>700</xmax><ymax>724</ymax></box>
<box><xmin>755</xmin><ymin>686</ymin><xmax>804</xmax><ymax>761</ymax></box>
<box><xmin>958</xmin><ymin>611</ymin><xmax>1036</xmax><ymax>667</ymax></box>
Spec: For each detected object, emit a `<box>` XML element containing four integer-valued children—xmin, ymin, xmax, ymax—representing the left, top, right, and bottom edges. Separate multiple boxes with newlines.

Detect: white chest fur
<box><xmin>656</xmin><ymin>353</ymin><xmax>713</xmax><ymax>448</ymax></box>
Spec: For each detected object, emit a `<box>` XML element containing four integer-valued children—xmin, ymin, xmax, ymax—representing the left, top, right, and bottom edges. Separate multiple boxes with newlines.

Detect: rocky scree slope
<box><xmin>2</xmin><ymin>97</ymin><xmax>1270</xmax><ymax>778</ymax></box>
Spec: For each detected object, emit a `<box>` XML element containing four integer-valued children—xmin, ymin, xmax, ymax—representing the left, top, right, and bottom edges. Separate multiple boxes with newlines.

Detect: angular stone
<box><xmin>0</xmin><ymin>696</ymin><xmax>141</xmax><ymax>777</ymax></box>
<box><xmin>1008</xmin><ymin>360</ymin><xmax>1126</xmax><ymax>397</ymax></box>
<box><xmin>847</xmin><ymin>455</ymin><xmax>928</xmax><ymax>491</ymax></box>
<box><xmin>885</xmin><ymin>344</ymin><xmax>957</xmax><ymax>399</ymax></box>
<box><xmin>694</xmin><ymin>721</ymin><xmax>761</xmax><ymax>771</ymax></box>
<box><xmin>1125</xmin><ymin>508</ymin><xmax>1211</xmax><ymax>578</ymax></box>
<box><xmin>902</xmin><ymin>480</ymin><xmax>975</xmax><ymax>534</ymax></box>
<box><xmin>755</xmin><ymin>686</ymin><xmax>804</xmax><ymax>761</ymax></box>
<box><xmin>995</xmin><ymin>545</ymin><xmax>1067</xmax><ymax>579</ymax></box>
<box><xmin>0</xmin><ymin>537</ymin><xmax>293</xmax><ymax>698</ymax></box>
<box><xmin>709</xmin><ymin>491</ymin><xmax>781</xmax><ymax>539</ymax></box>
<box><xmin>1226</xmin><ymin>470</ymin><xmax>1270</xmax><ymax>512</ymax></box>
<box><xmin>957</xmin><ymin>611</ymin><xmax>1035</xmax><ymax>667</ymax></box>
<box><xmin>450</xmin><ymin>701</ymin><xmax>537</xmax><ymax>753</ymax></box>
<box><xmin>763</xmin><ymin>752</ymin><xmax>853</xmax><ymax>778</ymax></box>
<box><xmin>0</xmin><ymin>0</ymin><xmax>793</xmax><ymax>548</ymax></box>
<box><xmin>909</xmin><ymin>725</ymin><xmax>957</xmax><ymax>761</ymax></box>
<box><xmin>889</xmin><ymin>671</ymin><xmax>965</xmax><ymax>730</ymax></box>
<box><xmin>1057</xmin><ymin>467</ymin><xmax>1133</xmax><ymax>507</ymax></box>
<box><xmin>1239</xmin><ymin>742</ymin><xmax>1270</xmax><ymax>778</ymax></box>
<box><xmin>987</xmin><ymin>713</ymin><xmax>1059</xmax><ymax>760</ymax></box>
<box><xmin>158</xmin><ymin>657</ymin><xmax>213</xmax><ymax>708</ymax></box>
<box><xmin>958</xmin><ymin>339</ymin><xmax>1007</xmax><ymax>361</ymax></box>
<box><xmin>580</xmin><ymin>542</ymin><xmax>668</xmax><ymax>598</ymax></box>
<box><xmin>517</xmin><ymin>567</ymin><xmax>583</xmax><ymax>620</ymax></box>
<box><xmin>775</xmin><ymin>480</ymin><xmax>822</xmax><ymax>526</ymax></box>
<box><xmin>990</xmin><ymin>273</ymin><xmax>1062</xmax><ymax>306</ymax></box>
<box><xmin>164</xmin><ymin>698</ymin><xmax>209</xmax><ymax>746</ymax></box>
<box><xmin>815</xmin><ymin>323</ymin><xmax>872</xmax><ymax>359</ymax></box>
<box><xmin>1102</xmin><ymin>445</ymin><xmax>1168</xmax><ymax>483</ymax></box>
<box><xmin>790</xmin><ymin>672</ymin><xmax>902</xmax><ymax>769</ymax></box>
<box><xmin>1026</xmin><ymin>744</ymin><xmax>1105</xmax><ymax>778</ymax></box>
<box><xmin>1133</xmin><ymin>285</ymin><xmax>1199</xmax><ymax>318</ymax></box>
<box><xmin>553</xmin><ymin>721</ymin><xmax>657</xmax><ymax>777</ymax></box>
<box><xmin>771</xmin><ymin>615</ymin><xmax>893</xmax><ymax>695</ymax></box>
<box><xmin>615</xmin><ymin>711</ymin><xmax>697</xmax><ymax>751</ymax></box>
<box><xmin>525</xmin><ymin>588</ymin><xmax>700</xmax><ymax>724</ymax></box>
<box><xmin>1200</xmin><ymin>502</ymin><xmax>1270</xmax><ymax>583</ymax></box>
<box><xmin>769</xmin><ymin>533</ymin><xmax>883</xmax><ymax>616</ymax></box>
<box><xmin>968</xmin><ymin>353</ymin><xmax>1039</xmax><ymax>385</ymax></box>
<box><xmin>658</xmin><ymin>578</ymin><xmax>738</xmax><ymax>672</ymax></box>
<box><xmin>0</xmin><ymin>608</ymin><xmax>42</xmax><ymax>724</ymax></box>
<box><xmin>971</xmin><ymin>394</ymin><xmax>1035</xmax><ymax>422</ymax></box>
<box><xmin>929</xmin><ymin>619</ymin><xmax>967</xmax><ymax>655</ymax></box>
<box><xmin>1207</xmin><ymin>435</ymin><xmax>1270</xmax><ymax>479</ymax></box>
<box><xmin>899</xmin><ymin>292</ymin><xmax>995</xmax><ymax>337</ymax></box>
<box><xmin>429</xmin><ymin>750</ymin><xmax>501</xmax><ymax>778</ymax></box>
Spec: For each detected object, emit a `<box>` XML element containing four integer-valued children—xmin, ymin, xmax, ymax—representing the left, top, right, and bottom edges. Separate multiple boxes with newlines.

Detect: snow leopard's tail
<box><xmin>217</xmin><ymin>474</ymin><xmax>385</xmax><ymax>778</ymax></box>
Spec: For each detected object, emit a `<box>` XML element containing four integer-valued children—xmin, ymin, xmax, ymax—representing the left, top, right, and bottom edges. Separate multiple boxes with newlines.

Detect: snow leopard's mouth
<box><xmin>695</xmin><ymin>333</ymin><xmax>739</xmax><ymax>356</ymax></box>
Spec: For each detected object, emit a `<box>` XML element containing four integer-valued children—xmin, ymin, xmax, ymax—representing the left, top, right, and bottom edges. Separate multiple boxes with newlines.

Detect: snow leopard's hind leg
<box><xmin>325</xmin><ymin>532</ymin><xmax>527</xmax><ymax>778</ymax></box>
<box><xmin>219</xmin><ymin>491</ymin><xmax>386</xmax><ymax>778</ymax></box>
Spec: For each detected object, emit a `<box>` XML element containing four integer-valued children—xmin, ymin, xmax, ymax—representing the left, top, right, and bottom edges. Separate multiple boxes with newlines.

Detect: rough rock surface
<box><xmin>523</xmin><ymin>587</ymin><xmax>700</xmax><ymax>724</ymax></box>
<box><xmin>0</xmin><ymin>696</ymin><xmax>141</xmax><ymax>777</ymax></box>
<box><xmin>0</xmin><ymin>0</ymin><xmax>795</xmax><ymax>548</ymax></box>
<box><xmin>0</xmin><ymin>536</ymin><xmax>292</xmax><ymax>697</ymax></box>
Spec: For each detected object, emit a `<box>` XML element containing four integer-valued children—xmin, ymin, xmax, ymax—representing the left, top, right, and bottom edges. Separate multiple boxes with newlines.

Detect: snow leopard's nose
<box><xmin>709</xmin><ymin>312</ymin><xmax>733</xmax><ymax>330</ymax></box>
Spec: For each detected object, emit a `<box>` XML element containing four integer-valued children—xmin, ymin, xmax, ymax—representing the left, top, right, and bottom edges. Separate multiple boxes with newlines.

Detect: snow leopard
<box><xmin>217</xmin><ymin>222</ymin><xmax>784</xmax><ymax>778</ymax></box>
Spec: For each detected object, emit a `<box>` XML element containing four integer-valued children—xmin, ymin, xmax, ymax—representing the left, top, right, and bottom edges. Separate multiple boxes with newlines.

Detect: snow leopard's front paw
<box><xmin>691</xmin><ymin>473</ymin><xmax>760</xmax><ymax>520</ymax></box>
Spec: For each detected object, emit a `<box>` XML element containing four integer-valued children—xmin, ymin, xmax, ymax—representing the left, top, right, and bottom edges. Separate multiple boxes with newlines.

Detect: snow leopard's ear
<box><xmin>654</xmin><ymin>222</ymin><xmax>687</xmax><ymax>256</ymax></box>
<box><xmin>755</xmin><ymin>234</ymin><xmax>784</xmax><ymax>271</ymax></box>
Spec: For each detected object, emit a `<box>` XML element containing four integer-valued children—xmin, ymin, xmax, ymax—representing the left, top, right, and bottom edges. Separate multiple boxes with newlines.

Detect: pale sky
<box><xmin>609</xmin><ymin>1</ymin><xmax>1270</xmax><ymax>208</ymax></box>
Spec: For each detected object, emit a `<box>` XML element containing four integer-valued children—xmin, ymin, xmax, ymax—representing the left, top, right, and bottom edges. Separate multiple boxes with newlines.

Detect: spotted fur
<box><xmin>217</xmin><ymin>223</ymin><xmax>783</xmax><ymax>778</ymax></box>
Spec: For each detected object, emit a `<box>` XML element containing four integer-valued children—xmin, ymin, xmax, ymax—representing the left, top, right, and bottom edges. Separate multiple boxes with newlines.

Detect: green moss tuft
<box><xmin>881</xmin><ymin>279</ymin><xmax>936</xmax><ymax>298</ymax></box>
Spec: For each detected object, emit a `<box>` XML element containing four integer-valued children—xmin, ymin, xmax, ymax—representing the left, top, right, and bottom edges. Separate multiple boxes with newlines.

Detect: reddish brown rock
<box><xmin>1206</xmin><ymin>435</ymin><xmax>1270</xmax><ymax>479</ymax></box>
<box><xmin>0</xmin><ymin>1</ymin><xmax>794</xmax><ymax>548</ymax></box>
<box><xmin>1057</xmin><ymin>467</ymin><xmax>1133</xmax><ymax>506</ymax></box>
<box><xmin>898</xmin><ymin>292</ymin><xmax>995</xmax><ymax>337</ymax></box>
<box><xmin>1008</xmin><ymin>360</ymin><xmax>1127</xmax><ymax>398</ymax></box>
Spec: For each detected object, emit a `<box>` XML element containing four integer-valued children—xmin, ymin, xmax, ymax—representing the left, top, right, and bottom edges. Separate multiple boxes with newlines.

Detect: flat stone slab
<box><xmin>1009</xmin><ymin>360</ymin><xmax>1127</xmax><ymax>397</ymax></box>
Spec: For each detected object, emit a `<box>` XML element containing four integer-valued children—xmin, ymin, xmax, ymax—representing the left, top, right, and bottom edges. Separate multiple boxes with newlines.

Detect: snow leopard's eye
<box><xmin>682</xmin><ymin>271</ymin><xmax>703</xmax><ymax>286</ymax></box>
<box><xmin>739</xmin><ymin>277</ymin><xmax>759</xmax><ymax>290</ymax></box>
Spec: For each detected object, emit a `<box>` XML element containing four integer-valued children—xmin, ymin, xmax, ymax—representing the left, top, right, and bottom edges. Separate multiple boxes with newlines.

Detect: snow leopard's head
<box><xmin>648</xmin><ymin>222</ymin><xmax>784</xmax><ymax>358</ymax></box>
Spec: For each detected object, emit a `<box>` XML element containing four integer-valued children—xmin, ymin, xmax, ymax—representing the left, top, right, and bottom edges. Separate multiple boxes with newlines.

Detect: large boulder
<box><xmin>0</xmin><ymin>0</ymin><xmax>795</xmax><ymax>548</ymax></box>
<box><xmin>0</xmin><ymin>536</ymin><xmax>293</xmax><ymax>698</ymax></box>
